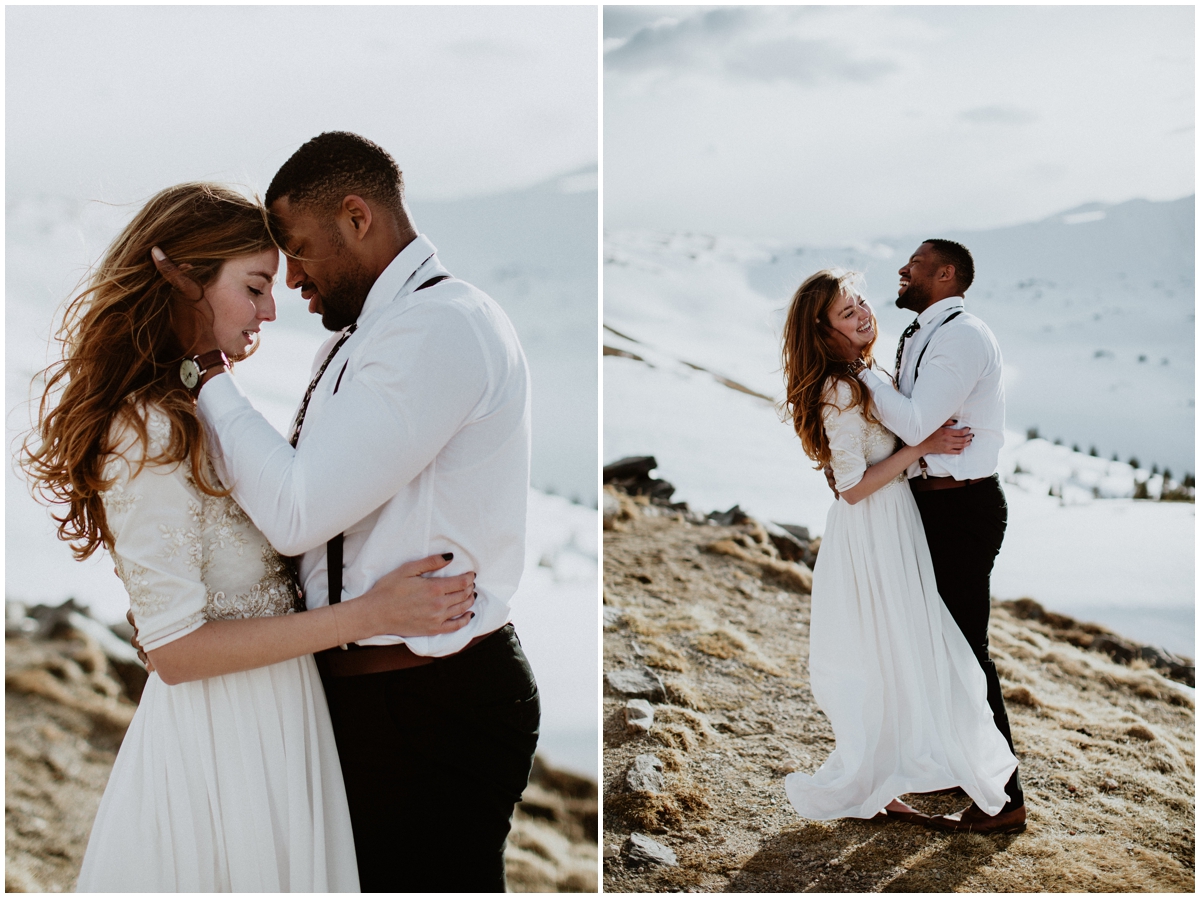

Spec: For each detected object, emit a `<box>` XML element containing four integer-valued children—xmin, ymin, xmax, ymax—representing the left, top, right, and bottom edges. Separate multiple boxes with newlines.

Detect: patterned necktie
<box><xmin>288</xmin><ymin>324</ymin><xmax>358</xmax><ymax>448</ymax></box>
<box><xmin>894</xmin><ymin>319</ymin><xmax>920</xmax><ymax>380</ymax></box>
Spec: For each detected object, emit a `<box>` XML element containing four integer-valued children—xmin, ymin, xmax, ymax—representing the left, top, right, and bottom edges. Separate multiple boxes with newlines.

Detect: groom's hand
<box><xmin>150</xmin><ymin>246</ymin><xmax>218</xmax><ymax>355</ymax></box>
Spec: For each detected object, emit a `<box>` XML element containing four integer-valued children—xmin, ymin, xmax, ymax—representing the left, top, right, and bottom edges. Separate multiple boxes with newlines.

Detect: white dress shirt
<box><xmin>860</xmin><ymin>296</ymin><xmax>1005</xmax><ymax>481</ymax></box>
<box><xmin>198</xmin><ymin>234</ymin><xmax>532</xmax><ymax>656</ymax></box>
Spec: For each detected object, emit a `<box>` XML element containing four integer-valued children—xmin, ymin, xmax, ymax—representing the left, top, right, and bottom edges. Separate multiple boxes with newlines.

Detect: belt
<box><xmin>908</xmin><ymin>474</ymin><xmax>994</xmax><ymax>493</ymax></box>
<box><xmin>318</xmin><ymin>623</ymin><xmax>507</xmax><ymax>678</ymax></box>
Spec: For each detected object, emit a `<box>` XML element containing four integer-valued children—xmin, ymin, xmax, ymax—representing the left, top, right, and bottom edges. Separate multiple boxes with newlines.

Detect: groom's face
<box><xmin>270</xmin><ymin>196</ymin><xmax>375</xmax><ymax>332</ymax></box>
<box><xmin>896</xmin><ymin>243</ymin><xmax>940</xmax><ymax>313</ymax></box>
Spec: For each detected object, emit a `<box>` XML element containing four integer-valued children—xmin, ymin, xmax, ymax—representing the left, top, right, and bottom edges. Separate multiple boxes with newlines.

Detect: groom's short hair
<box><xmin>266</xmin><ymin>132</ymin><xmax>405</xmax><ymax>218</ymax></box>
<box><xmin>922</xmin><ymin>239</ymin><xmax>975</xmax><ymax>293</ymax></box>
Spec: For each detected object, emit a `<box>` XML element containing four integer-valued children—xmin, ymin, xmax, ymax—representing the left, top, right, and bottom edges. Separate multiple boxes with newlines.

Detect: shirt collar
<box><xmin>916</xmin><ymin>295</ymin><xmax>965</xmax><ymax>328</ymax></box>
<box><xmin>357</xmin><ymin>234</ymin><xmax>440</xmax><ymax>326</ymax></box>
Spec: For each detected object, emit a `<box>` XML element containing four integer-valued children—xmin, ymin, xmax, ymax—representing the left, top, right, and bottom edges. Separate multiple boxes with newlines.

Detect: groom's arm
<box><xmin>859</xmin><ymin>326</ymin><xmax>987</xmax><ymax>446</ymax></box>
<box><xmin>197</xmin><ymin>301</ymin><xmax>488</xmax><ymax>556</ymax></box>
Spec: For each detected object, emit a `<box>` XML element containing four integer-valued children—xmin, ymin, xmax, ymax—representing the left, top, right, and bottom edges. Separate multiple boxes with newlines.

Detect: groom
<box><xmin>855</xmin><ymin>239</ymin><xmax>1026</xmax><ymax>835</ymax></box>
<box><xmin>165</xmin><ymin>132</ymin><xmax>539</xmax><ymax>890</ymax></box>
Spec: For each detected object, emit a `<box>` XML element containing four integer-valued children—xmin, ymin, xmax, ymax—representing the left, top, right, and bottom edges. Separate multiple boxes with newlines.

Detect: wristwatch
<box><xmin>180</xmin><ymin>349</ymin><xmax>228</xmax><ymax>395</ymax></box>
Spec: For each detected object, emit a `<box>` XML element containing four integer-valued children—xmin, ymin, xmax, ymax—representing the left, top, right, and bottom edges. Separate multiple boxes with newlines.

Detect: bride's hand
<box><xmin>151</xmin><ymin>247</ymin><xmax>218</xmax><ymax>355</ymax></box>
<box><xmin>367</xmin><ymin>553</ymin><xmax>477</xmax><ymax>637</ymax></box>
<box><xmin>918</xmin><ymin>420</ymin><xmax>973</xmax><ymax>456</ymax></box>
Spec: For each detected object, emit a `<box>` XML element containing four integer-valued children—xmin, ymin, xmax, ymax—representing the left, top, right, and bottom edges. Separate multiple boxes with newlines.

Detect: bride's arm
<box><xmin>838</xmin><ymin>422</ymin><xmax>973</xmax><ymax>506</ymax></box>
<box><xmin>103</xmin><ymin>418</ymin><xmax>475</xmax><ymax>686</ymax></box>
<box><xmin>148</xmin><ymin>557</ymin><xmax>474</xmax><ymax>685</ymax></box>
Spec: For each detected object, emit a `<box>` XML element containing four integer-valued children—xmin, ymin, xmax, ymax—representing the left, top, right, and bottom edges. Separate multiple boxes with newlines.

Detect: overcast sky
<box><xmin>605</xmin><ymin>5</ymin><xmax>1194</xmax><ymax>243</ymax></box>
<box><xmin>7</xmin><ymin>5</ymin><xmax>597</xmax><ymax>204</ymax></box>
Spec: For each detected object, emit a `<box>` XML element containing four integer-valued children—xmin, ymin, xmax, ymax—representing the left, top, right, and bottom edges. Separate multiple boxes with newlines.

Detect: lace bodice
<box><xmin>101</xmin><ymin>407</ymin><xmax>299</xmax><ymax>652</ymax></box>
<box><xmin>821</xmin><ymin>378</ymin><xmax>906</xmax><ymax>494</ymax></box>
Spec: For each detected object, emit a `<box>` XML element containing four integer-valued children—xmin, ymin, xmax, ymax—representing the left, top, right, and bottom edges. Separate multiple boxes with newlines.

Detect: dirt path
<box><xmin>602</xmin><ymin>502</ymin><xmax>1194</xmax><ymax>892</ymax></box>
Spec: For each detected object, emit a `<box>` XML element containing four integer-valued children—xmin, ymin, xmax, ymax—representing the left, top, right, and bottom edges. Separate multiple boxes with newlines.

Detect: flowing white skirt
<box><xmin>76</xmin><ymin>654</ymin><xmax>359</xmax><ymax>892</ymax></box>
<box><xmin>785</xmin><ymin>478</ymin><xmax>1018</xmax><ymax>820</ymax></box>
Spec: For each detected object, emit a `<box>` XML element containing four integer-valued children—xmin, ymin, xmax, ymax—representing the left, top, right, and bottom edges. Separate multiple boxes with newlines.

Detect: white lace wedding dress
<box><xmin>785</xmin><ymin>379</ymin><xmax>1017</xmax><ymax>820</ymax></box>
<box><xmin>76</xmin><ymin>409</ymin><xmax>358</xmax><ymax>892</ymax></box>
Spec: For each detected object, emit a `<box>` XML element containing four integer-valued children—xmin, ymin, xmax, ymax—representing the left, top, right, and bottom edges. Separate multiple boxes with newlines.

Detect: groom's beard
<box><xmin>319</xmin><ymin>254</ymin><xmax>376</xmax><ymax>332</ymax></box>
<box><xmin>896</xmin><ymin>280</ymin><xmax>933</xmax><ymax>312</ymax></box>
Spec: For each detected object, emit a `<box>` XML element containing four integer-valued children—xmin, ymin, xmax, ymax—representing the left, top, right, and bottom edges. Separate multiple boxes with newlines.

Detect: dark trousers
<box><xmin>316</xmin><ymin>624</ymin><xmax>540</xmax><ymax>892</ymax></box>
<box><xmin>911</xmin><ymin>475</ymin><xmax>1024</xmax><ymax>811</ymax></box>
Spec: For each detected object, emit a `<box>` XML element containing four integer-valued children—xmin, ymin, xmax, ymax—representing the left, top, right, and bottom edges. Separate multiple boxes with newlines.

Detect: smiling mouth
<box><xmin>898</xmin><ymin>278</ymin><xmax>910</xmax><ymax>293</ymax></box>
<box><xmin>300</xmin><ymin>285</ymin><xmax>321</xmax><ymax>314</ymax></box>
<box><xmin>857</xmin><ymin>321</ymin><xmax>873</xmax><ymax>335</ymax></box>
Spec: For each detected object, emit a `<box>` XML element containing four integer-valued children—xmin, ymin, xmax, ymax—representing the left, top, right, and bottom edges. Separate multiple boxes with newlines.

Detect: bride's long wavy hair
<box><xmin>21</xmin><ymin>183</ymin><xmax>275</xmax><ymax>561</ymax></box>
<box><xmin>780</xmin><ymin>269</ymin><xmax>881</xmax><ymax>468</ymax></box>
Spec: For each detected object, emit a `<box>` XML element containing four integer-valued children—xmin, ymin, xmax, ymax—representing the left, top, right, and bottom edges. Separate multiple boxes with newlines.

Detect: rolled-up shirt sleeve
<box><xmin>859</xmin><ymin>327</ymin><xmax>986</xmax><ymax>446</ymax></box>
<box><xmin>197</xmin><ymin>302</ymin><xmax>490</xmax><ymax>557</ymax></box>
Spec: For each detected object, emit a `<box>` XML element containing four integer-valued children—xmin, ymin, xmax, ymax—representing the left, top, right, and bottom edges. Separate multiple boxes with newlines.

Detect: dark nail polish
<box><xmin>441</xmin><ymin>552</ymin><xmax>453</xmax><ymax>561</ymax></box>
<box><xmin>470</xmin><ymin>612</ymin><xmax>476</xmax><ymax>618</ymax></box>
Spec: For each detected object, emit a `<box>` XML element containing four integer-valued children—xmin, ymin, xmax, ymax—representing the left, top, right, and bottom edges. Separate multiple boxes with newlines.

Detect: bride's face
<box><xmin>826</xmin><ymin>290</ymin><xmax>875</xmax><ymax>357</ymax></box>
<box><xmin>205</xmin><ymin>249</ymin><xmax>280</xmax><ymax>357</ymax></box>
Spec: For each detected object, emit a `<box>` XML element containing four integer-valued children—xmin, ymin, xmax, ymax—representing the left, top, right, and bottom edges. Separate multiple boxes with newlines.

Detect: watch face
<box><xmin>180</xmin><ymin>358</ymin><xmax>201</xmax><ymax>389</ymax></box>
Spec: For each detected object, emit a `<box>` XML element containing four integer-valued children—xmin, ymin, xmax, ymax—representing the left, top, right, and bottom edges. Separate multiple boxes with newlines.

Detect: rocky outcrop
<box><xmin>4</xmin><ymin>600</ymin><xmax>597</xmax><ymax>893</ymax></box>
<box><xmin>602</xmin><ymin>491</ymin><xmax>1194</xmax><ymax>893</ymax></box>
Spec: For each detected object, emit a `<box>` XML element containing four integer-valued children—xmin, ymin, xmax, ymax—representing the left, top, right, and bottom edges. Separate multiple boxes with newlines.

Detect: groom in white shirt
<box><xmin>174</xmin><ymin>132</ymin><xmax>539</xmax><ymax>890</ymax></box>
<box><xmin>856</xmin><ymin>239</ymin><xmax>1026</xmax><ymax>835</ymax></box>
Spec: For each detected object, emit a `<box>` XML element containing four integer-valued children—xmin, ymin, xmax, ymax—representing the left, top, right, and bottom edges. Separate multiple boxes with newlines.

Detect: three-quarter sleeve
<box><xmin>821</xmin><ymin>379</ymin><xmax>869</xmax><ymax>494</ymax></box>
<box><xmin>102</xmin><ymin>412</ymin><xmax>208</xmax><ymax>652</ymax></box>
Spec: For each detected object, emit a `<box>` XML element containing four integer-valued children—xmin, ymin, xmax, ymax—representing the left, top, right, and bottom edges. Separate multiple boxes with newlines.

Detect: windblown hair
<box><xmin>922</xmin><ymin>238</ymin><xmax>975</xmax><ymax>293</ymax></box>
<box><xmin>780</xmin><ymin>269</ymin><xmax>881</xmax><ymax>468</ymax></box>
<box><xmin>21</xmin><ymin>183</ymin><xmax>274</xmax><ymax>561</ymax></box>
<box><xmin>265</xmin><ymin>131</ymin><xmax>405</xmax><ymax>221</ymax></box>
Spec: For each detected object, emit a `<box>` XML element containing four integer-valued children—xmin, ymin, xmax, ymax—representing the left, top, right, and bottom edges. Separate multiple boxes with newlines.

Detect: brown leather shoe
<box><xmin>929</xmin><ymin>802</ymin><xmax>1026</xmax><ymax>834</ymax></box>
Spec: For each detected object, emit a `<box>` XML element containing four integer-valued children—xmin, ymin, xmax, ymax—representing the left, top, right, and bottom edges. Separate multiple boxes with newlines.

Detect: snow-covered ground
<box><xmin>604</xmin><ymin>201</ymin><xmax>1194</xmax><ymax>658</ymax></box>
<box><xmin>6</xmin><ymin>173</ymin><xmax>598</xmax><ymax>778</ymax></box>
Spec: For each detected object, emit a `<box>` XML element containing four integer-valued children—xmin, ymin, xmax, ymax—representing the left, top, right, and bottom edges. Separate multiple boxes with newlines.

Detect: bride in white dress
<box><xmin>778</xmin><ymin>269</ymin><xmax>1017</xmax><ymax>823</ymax></box>
<box><xmin>22</xmin><ymin>183</ymin><xmax>477</xmax><ymax>891</ymax></box>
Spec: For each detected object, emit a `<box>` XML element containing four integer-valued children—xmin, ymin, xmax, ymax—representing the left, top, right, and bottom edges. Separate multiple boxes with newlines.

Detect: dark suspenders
<box><xmin>325</xmin><ymin>273</ymin><xmax>451</xmax><ymax>607</ymax></box>
<box><xmin>912</xmin><ymin>310</ymin><xmax>963</xmax><ymax>383</ymax></box>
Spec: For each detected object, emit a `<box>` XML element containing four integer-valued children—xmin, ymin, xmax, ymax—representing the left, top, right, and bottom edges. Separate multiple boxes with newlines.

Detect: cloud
<box><xmin>605</xmin><ymin>7</ymin><xmax>896</xmax><ymax>86</ymax></box>
<box><xmin>726</xmin><ymin>38</ymin><xmax>897</xmax><ymax>85</ymax></box>
<box><xmin>957</xmin><ymin>105</ymin><xmax>1039</xmax><ymax>125</ymax></box>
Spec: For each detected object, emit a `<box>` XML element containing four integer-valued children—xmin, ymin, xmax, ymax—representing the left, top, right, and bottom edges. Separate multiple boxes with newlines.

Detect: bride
<box><xmin>778</xmin><ymin>269</ymin><xmax>1017</xmax><ymax>823</ymax></box>
<box><xmin>22</xmin><ymin>183</ymin><xmax>477</xmax><ymax>891</ymax></box>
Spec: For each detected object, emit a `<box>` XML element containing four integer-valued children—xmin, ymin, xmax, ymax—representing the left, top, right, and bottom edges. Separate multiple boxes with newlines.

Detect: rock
<box><xmin>707</xmin><ymin>504</ymin><xmax>748</xmax><ymax>526</ymax></box>
<box><xmin>604</xmin><ymin>456</ymin><xmax>658</xmax><ymax>482</ymax></box>
<box><xmin>603</xmin><ymin>607</ymin><xmax>624</xmax><ymax>629</ymax></box>
<box><xmin>1092</xmin><ymin>635</ymin><xmax>1137</xmax><ymax>665</ymax></box>
<box><xmin>776</xmin><ymin>759</ymin><xmax>801</xmax><ymax>774</ymax></box>
<box><xmin>606</xmin><ymin>667</ymin><xmax>666</xmax><ymax>701</ymax></box>
<box><xmin>626</xmin><ymin>753</ymin><xmax>665</xmax><ymax>793</ymax></box>
<box><xmin>624</xmin><ymin>699</ymin><xmax>655</xmax><ymax>733</ymax></box>
<box><xmin>1102</xmin><ymin>778</ymin><xmax>1119</xmax><ymax>791</ymax></box>
<box><xmin>603</xmin><ymin>456</ymin><xmax>676</xmax><ymax>502</ymax></box>
<box><xmin>603</xmin><ymin>843</ymin><xmax>621</xmax><ymax>859</ymax></box>
<box><xmin>764</xmin><ymin>523</ymin><xmax>807</xmax><ymax>563</ymax></box>
<box><xmin>626</xmin><ymin>832</ymin><xmax>677</xmax><ymax>866</ymax></box>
